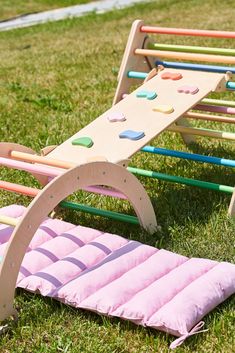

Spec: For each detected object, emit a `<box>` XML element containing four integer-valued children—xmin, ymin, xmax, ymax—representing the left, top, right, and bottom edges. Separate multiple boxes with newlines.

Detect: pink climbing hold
<box><xmin>177</xmin><ymin>85</ymin><xmax>199</xmax><ymax>94</ymax></box>
<box><xmin>108</xmin><ymin>112</ymin><xmax>126</xmax><ymax>122</ymax></box>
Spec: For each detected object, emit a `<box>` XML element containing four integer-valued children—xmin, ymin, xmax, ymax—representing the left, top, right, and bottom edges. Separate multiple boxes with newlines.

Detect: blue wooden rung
<box><xmin>155</xmin><ymin>60</ymin><xmax>235</xmax><ymax>74</ymax></box>
<box><xmin>141</xmin><ymin>146</ymin><xmax>235</xmax><ymax>168</ymax></box>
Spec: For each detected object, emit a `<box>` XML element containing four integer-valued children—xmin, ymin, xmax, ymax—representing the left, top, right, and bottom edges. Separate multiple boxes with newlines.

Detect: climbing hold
<box><xmin>161</xmin><ymin>72</ymin><xmax>183</xmax><ymax>80</ymax></box>
<box><xmin>119</xmin><ymin>130</ymin><xmax>145</xmax><ymax>140</ymax></box>
<box><xmin>177</xmin><ymin>85</ymin><xmax>199</xmax><ymax>94</ymax></box>
<box><xmin>153</xmin><ymin>105</ymin><xmax>174</xmax><ymax>114</ymax></box>
<box><xmin>107</xmin><ymin>111</ymin><xmax>126</xmax><ymax>122</ymax></box>
<box><xmin>136</xmin><ymin>90</ymin><xmax>157</xmax><ymax>100</ymax></box>
<box><xmin>87</xmin><ymin>156</ymin><xmax>107</xmax><ymax>162</ymax></box>
<box><xmin>72</xmin><ymin>137</ymin><xmax>94</xmax><ymax>148</ymax></box>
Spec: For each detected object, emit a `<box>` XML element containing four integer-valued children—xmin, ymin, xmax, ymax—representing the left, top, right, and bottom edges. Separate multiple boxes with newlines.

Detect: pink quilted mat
<box><xmin>0</xmin><ymin>205</ymin><xmax>235</xmax><ymax>349</ymax></box>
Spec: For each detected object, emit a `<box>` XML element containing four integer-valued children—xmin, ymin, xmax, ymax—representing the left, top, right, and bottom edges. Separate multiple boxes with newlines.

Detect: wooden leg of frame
<box><xmin>0</xmin><ymin>161</ymin><xmax>157</xmax><ymax>322</ymax></box>
<box><xmin>175</xmin><ymin>118</ymin><xmax>196</xmax><ymax>144</ymax></box>
<box><xmin>228</xmin><ymin>188</ymin><xmax>235</xmax><ymax>216</ymax></box>
<box><xmin>113</xmin><ymin>20</ymin><xmax>155</xmax><ymax>105</ymax></box>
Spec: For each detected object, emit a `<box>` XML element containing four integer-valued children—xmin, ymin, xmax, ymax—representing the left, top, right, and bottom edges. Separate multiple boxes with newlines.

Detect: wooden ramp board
<box><xmin>47</xmin><ymin>69</ymin><xmax>226</xmax><ymax>165</ymax></box>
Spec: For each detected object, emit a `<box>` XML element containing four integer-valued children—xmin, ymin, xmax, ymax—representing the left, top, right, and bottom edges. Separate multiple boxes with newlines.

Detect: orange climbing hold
<box><xmin>161</xmin><ymin>72</ymin><xmax>183</xmax><ymax>80</ymax></box>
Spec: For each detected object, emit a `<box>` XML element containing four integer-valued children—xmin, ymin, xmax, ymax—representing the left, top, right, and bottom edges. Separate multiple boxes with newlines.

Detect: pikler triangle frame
<box><xmin>113</xmin><ymin>19</ymin><xmax>235</xmax><ymax>215</ymax></box>
<box><xmin>0</xmin><ymin>20</ymin><xmax>235</xmax><ymax>349</ymax></box>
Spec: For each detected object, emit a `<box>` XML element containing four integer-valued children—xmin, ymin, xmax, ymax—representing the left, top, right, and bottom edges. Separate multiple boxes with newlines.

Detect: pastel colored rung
<box><xmin>72</xmin><ymin>137</ymin><xmax>94</xmax><ymax>148</ymax></box>
<box><xmin>149</xmin><ymin>42</ymin><xmax>235</xmax><ymax>57</ymax></box>
<box><xmin>128</xmin><ymin>166</ymin><xmax>234</xmax><ymax>193</ymax></box>
<box><xmin>156</xmin><ymin>60</ymin><xmax>235</xmax><ymax>74</ymax></box>
<box><xmin>119</xmin><ymin>130</ymin><xmax>145</xmax><ymax>140</ymax></box>
<box><xmin>153</xmin><ymin>105</ymin><xmax>174</xmax><ymax>114</ymax></box>
<box><xmin>177</xmin><ymin>85</ymin><xmax>199</xmax><ymax>94</ymax></box>
<box><xmin>127</xmin><ymin>71</ymin><xmax>147</xmax><ymax>79</ymax></box>
<box><xmin>140</xmin><ymin>25</ymin><xmax>235</xmax><ymax>38</ymax></box>
<box><xmin>141</xmin><ymin>146</ymin><xmax>235</xmax><ymax>168</ymax></box>
<box><xmin>136</xmin><ymin>90</ymin><xmax>157</xmax><ymax>100</ymax></box>
<box><xmin>161</xmin><ymin>72</ymin><xmax>183</xmax><ymax>80</ymax></box>
<box><xmin>107</xmin><ymin>112</ymin><xmax>126</xmax><ymax>122</ymax></box>
<box><xmin>195</xmin><ymin>104</ymin><xmax>235</xmax><ymax>115</ymax></box>
<box><xmin>135</xmin><ymin>48</ymin><xmax>235</xmax><ymax>65</ymax></box>
<box><xmin>0</xmin><ymin>214</ymin><xmax>18</xmax><ymax>227</ymax></box>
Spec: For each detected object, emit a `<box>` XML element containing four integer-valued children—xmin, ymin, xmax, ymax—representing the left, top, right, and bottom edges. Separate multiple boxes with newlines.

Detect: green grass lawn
<box><xmin>0</xmin><ymin>0</ymin><xmax>235</xmax><ymax>351</ymax></box>
<box><xmin>0</xmin><ymin>0</ymin><xmax>96</xmax><ymax>21</ymax></box>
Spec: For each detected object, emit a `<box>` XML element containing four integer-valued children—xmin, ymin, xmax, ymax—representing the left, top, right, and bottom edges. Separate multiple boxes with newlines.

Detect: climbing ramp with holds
<box><xmin>0</xmin><ymin>204</ymin><xmax>235</xmax><ymax>349</ymax></box>
<box><xmin>47</xmin><ymin>68</ymin><xmax>227</xmax><ymax>165</ymax></box>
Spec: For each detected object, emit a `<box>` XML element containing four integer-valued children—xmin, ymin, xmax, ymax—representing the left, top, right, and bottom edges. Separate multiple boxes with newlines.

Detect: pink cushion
<box><xmin>1</xmin><ymin>204</ymin><xmax>235</xmax><ymax>349</ymax></box>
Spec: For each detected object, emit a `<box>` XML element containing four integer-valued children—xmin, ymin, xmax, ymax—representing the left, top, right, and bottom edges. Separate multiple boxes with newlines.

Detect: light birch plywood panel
<box><xmin>48</xmin><ymin>69</ymin><xmax>226</xmax><ymax>165</ymax></box>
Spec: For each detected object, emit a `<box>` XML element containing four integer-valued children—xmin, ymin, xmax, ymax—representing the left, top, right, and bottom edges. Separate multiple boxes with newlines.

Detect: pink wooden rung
<box><xmin>195</xmin><ymin>104</ymin><xmax>235</xmax><ymax>115</ymax></box>
<box><xmin>140</xmin><ymin>26</ymin><xmax>235</xmax><ymax>39</ymax></box>
<box><xmin>0</xmin><ymin>158</ymin><xmax>126</xmax><ymax>199</ymax></box>
<box><xmin>0</xmin><ymin>180</ymin><xmax>39</xmax><ymax>197</ymax></box>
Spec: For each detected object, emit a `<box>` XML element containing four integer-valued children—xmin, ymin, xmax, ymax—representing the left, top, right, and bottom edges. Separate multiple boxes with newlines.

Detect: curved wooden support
<box><xmin>0</xmin><ymin>161</ymin><xmax>157</xmax><ymax>322</ymax></box>
<box><xmin>0</xmin><ymin>142</ymin><xmax>48</xmax><ymax>186</ymax></box>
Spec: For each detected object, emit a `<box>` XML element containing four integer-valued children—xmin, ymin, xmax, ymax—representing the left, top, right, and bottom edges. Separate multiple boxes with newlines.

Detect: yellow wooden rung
<box><xmin>0</xmin><ymin>215</ymin><xmax>18</xmax><ymax>227</ymax></box>
<box><xmin>168</xmin><ymin>125</ymin><xmax>235</xmax><ymax>140</ymax></box>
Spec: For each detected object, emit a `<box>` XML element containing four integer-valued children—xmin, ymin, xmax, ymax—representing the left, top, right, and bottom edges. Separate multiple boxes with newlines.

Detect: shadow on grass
<box><xmin>8</xmin><ymin>289</ymin><xmax>235</xmax><ymax>353</ymax></box>
<box><xmin>187</xmin><ymin>142</ymin><xmax>235</xmax><ymax>161</ymax></box>
<box><xmin>54</xmin><ymin>156</ymin><xmax>234</xmax><ymax>251</ymax></box>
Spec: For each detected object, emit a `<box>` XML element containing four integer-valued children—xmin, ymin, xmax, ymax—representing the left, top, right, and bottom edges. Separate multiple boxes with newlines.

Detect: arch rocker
<box><xmin>0</xmin><ymin>161</ymin><xmax>157</xmax><ymax>322</ymax></box>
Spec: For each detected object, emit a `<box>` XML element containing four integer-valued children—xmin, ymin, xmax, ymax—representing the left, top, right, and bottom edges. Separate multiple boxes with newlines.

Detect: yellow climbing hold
<box><xmin>153</xmin><ymin>105</ymin><xmax>174</xmax><ymax>114</ymax></box>
<box><xmin>86</xmin><ymin>156</ymin><xmax>107</xmax><ymax>162</ymax></box>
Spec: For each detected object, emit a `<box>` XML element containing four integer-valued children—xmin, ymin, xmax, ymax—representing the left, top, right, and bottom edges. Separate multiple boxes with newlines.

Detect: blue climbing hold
<box><xmin>119</xmin><ymin>130</ymin><xmax>145</xmax><ymax>141</ymax></box>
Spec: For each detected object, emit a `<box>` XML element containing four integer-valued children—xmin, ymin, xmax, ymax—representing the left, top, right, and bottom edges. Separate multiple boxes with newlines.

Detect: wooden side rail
<box><xmin>113</xmin><ymin>20</ymin><xmax>156</xmax><ymax>105</ymax></box>
<box><xmin>0</xmin><ymin>161</ymin><xmax>157</xmax><ymax>322</ymax></box>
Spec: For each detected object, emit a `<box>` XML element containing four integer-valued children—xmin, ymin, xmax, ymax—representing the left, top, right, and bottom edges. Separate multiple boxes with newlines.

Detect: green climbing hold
<box><xmin>136</xmin><ymin>90</ymin><xmax>157</xmax><ymax>100</ymax></box>
<box><xmin>72</xmin><ymin>137</ymin><xmax>94</xmax><ymax>148</ymax></box>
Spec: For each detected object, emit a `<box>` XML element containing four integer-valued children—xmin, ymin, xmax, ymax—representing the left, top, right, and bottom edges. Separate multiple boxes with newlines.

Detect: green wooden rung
<box><xmin>127</xmin><ymin>167</ymin><xmax>234</xmax><ymax>194</ymax></box>
<box><xmin>60</xmin><ymin>201</ymin><xmax>139</xmax><ymax>225</ymax></box>
<box><xmin>148</xmin><ymin>42</ymin><xmax>235</xmax><ymax>56</ymax></box>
